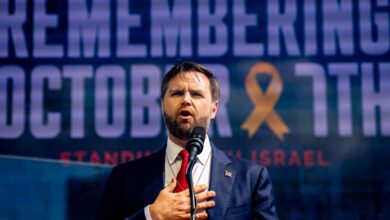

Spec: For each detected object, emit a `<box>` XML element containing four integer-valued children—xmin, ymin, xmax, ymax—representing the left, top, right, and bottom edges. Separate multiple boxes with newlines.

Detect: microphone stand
<box><xmin>185</xmin><ymin>126</ymin><xmax>206</xmax><ymax>220</ymax></box>
<box><xmin>186</xmin><ymin>158</ymin><xmax>197</xmax><ymax>220</ymax></box>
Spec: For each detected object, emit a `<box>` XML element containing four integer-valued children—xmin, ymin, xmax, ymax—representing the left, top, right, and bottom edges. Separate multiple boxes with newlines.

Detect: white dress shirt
<box><xmin>164</xmin><ymin>136</ymin><xmax>212</xmax><ymax>187</ymax></box>
<box><xmin>144</xmin><ymin>136</ymin><xmax>212</xmax><ymax>220</ymax></box>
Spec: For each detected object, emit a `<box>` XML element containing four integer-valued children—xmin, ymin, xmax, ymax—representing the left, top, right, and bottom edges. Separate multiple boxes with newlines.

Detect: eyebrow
<box><xmin>168</xmin><ymin>87</ymin><xmax>204</xmax><ymax>94</ymax></box>
<box><xmin>167</xmin><ymin>88</ymin><xmax>182</xmax><ymax>93</ymax></box>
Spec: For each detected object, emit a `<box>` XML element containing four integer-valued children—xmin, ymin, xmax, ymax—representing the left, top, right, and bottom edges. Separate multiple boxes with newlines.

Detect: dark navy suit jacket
<box><xmin>96</xmin><ymin>144</ymin><xmax>278</xmax><ymax>220</ymax></box>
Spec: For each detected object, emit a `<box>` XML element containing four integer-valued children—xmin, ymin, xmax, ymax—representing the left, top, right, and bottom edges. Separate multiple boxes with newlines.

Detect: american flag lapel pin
<box><xmin>224</xmin><ymin>170</ymin><xmax>232</xmax><ymax>178</ymax></box>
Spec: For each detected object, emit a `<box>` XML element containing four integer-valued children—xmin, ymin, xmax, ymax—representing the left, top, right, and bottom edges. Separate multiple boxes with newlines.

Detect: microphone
<box><xmin>186</xmin><ymin>126</ymin><xmax>206</xmax><ymax>164</ymax></box>
<box><xmin>185</xmin><ymin>126</ymin><xmax>206</xmax><ymax>220</ymax></box>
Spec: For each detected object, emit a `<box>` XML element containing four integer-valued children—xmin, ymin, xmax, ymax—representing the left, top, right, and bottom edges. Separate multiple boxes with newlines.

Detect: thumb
<box><xmin>165</xmin><ymin>178</ymin><xmax>177</xmax><ymax>193</ymax></box>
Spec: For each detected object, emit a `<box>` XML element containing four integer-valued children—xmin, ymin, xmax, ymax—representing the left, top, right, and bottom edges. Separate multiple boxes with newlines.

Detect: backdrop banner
<box><xmin>1</xmin><ymin>0</ymin><xmax>389</xmax><ymax>219</ymax></box>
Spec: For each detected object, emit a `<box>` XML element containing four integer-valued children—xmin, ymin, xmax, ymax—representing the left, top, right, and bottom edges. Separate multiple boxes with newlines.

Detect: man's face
<box><xmin>162</xmin><ymin>71</ymin><xmax>218</xmax><ymax>141</ymax></box>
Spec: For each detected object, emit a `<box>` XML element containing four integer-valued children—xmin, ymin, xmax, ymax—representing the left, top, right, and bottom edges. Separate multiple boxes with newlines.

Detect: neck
<box><xmin>168</xmin><ymin>134</ymin><xmax>188</xmax><ymax>148</ymax></box>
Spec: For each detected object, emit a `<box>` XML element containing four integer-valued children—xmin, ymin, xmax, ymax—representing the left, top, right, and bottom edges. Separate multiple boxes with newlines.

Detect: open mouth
<box><xmin>178</xmin><ymin>109</ymin><xmax>193</xmax><ymax>118</ymax></box>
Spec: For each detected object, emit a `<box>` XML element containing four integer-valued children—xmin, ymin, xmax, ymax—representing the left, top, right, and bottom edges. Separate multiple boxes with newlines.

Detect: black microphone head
<box><xmin>186</xmin><ymin>126</ymin><xmax>206</xmax><ymax>155</ymax></box>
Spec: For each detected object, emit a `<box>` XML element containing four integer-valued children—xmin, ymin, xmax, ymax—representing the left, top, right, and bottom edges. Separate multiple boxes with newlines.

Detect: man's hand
<box><xmin>149</xmin><ymin>179</ymin><xmax>216</xmax><ymax>220</ymax></box>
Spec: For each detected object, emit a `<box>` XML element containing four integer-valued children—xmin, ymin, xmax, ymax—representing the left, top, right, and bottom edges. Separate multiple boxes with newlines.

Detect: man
<box><xmin>96</xmin><ymin>61</ymin><xmax>278</xmax><ymax>220</ymax></box>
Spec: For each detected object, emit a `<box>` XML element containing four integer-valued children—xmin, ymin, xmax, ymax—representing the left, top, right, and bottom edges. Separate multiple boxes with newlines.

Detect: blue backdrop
<box><xmin>0</xmin><ymin>0</ymin><xmax>389</xmax><ymax>219</ymax></box>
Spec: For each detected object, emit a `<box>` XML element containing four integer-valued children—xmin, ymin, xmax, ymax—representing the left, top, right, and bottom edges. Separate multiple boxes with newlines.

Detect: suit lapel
<box><xmin>208</xmin><ymin>145</ymin><xmax>236</xmax><ymax>219</ymax></box>
<box><xmin>143</xmin><ymin>173</ymin><xmax>164</xmax><ymax>205</ymax></box>
<box><xmin>143</xmin><ymin>148</ymin><xmax>165</xmax><ymax>205</ymax></box>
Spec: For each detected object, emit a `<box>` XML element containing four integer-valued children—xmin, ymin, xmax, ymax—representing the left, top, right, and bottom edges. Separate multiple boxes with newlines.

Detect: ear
<box><xmin>210</xmin><ymin>100</ymin><xmax>219</xmax><ymax>120</ymax></box>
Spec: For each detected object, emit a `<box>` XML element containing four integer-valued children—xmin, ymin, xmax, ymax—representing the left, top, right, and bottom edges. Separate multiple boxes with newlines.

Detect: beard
<box><xmin>163</xmin><ymin>111</ymin><xmax>210</xmax><ymax>140</ymax></box>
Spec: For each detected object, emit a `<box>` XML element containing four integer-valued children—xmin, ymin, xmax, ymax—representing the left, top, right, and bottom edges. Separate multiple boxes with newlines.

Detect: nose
<box><xmin>182</xmin><ymin>92</ymin><xmax>191</xmax><ymax>106</ymax></box>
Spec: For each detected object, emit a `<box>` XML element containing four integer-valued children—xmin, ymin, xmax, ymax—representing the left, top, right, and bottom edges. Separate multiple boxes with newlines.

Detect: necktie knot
<box><xmin>179</xmin><ymin>149</ymin><xmax>189</xmax><ymax>161</ymax></box>
<box><xmin>174</xmin><ymin>150</ymin><xmax>189</xmax><ymax>192</ymax></box>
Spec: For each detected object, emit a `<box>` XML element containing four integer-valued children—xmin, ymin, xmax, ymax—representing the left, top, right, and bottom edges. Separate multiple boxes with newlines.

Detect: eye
<box><xmin>171</xmin><ymin>91</ymin><xmax>183</xmax><ymax>96</ymax></box>
<box><xmin>192</xmin><ymin>92</ymin><xmax>203</xmax><ymax>97</ymax></box>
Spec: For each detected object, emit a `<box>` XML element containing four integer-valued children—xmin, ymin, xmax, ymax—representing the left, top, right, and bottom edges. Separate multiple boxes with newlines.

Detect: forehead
<box><xmin>168</xmin><ymin>71</ymin><xmax>210</xmax><ymax>89</ymax></box>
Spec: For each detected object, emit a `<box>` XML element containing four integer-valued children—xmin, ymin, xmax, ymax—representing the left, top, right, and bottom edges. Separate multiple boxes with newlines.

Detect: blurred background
<box><xmin>0</xmin><ymin>0</ymin><xmax>389</xmax><ymax>219</ymax></box>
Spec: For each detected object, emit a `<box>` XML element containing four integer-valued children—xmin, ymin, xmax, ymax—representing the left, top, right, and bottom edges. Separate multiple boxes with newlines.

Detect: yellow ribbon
<box><xmin>241</xmin><ymin>62</ymin><xmax>289</xmax><ymax>141</ymax></box>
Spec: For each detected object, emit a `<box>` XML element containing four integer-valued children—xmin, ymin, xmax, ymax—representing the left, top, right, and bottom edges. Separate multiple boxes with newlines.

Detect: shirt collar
<box><xmin>166</xmin><ymin>135</ymin><xmax>211</xmax><ymax>165</ymax></box>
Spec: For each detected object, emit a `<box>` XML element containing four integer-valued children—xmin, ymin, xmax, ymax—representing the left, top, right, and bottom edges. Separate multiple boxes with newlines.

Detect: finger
<box><xmin>165</xmin><ymin>178</ymin><xmax>177</xmax><ymax>192</ymax></box>
<box><xmin>194</xmin><ymin>184</ymin><xmax>208</xmax><ymax>193</ymax></box>
<box><xmin>196</xmin><ymin>190</ymin><xmax>216</xmax><ymax>202</ymax></box>
<box><xmin>176</xmin><ymin>203</ymin><xmax>191</xmax><ymax>212</ymax></box>
<box><xmin>195</xmin><ymin>212</ymin><xmax>208</xmax><ymax>219</ymax></box>
<box><xmin>196</xmin><ymin>200</ymin><xmax>215</xmax><ymax>211</ymax></box>
<box><xmin>184</xmin><ymin>184</ymin><xmax>208</xmax><ymax>196</ymax></box>
<box><xmin>180</xmin><ymin>211</ymin><xmax>208</xmax><ymax>220</ymax></box>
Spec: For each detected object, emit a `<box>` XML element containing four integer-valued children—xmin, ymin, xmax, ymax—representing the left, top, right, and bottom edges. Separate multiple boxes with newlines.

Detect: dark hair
<box><xmin>160</xmin><ymin>61</ymin><xmax>220</xmax><ymax>102</ymax></box>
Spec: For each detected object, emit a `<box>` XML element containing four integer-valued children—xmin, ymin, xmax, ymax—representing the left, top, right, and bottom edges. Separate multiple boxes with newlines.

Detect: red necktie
<box><xmin>173</xmin><ymin>150</ymin><xmax>189</xmax><ymax>192</ymax></box>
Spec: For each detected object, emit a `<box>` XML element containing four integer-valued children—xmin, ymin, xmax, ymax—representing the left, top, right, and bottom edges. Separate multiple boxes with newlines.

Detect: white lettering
<box><xmin>0</xmin><ymin>0</ymin><xmax>28</xmax><ymax>57</ymax></box>
<box><xmin>359</xmin><ymin>0</ymin><xmax>389</xmax><ymax>55</ymax></box>
<box><xmin>329</xmin><ymin>63</ymin><xmax>358</xmax><ymax>136</ymax></box>
<box><xmin>295</xmin><ymin>63</ymin><xmax>328</xmax><ymax>136</ymax></box>
<box><xmin>303</xmin><ymin>0</ymin><xmax>317</xmax><ymax>56</ymax></box>
<box><xmin>0</xmin><ymin>66</ymin><xmax>25</xmax><ymax>138</ymax></box>
<box><xmin>68</xmin><ymin>0</ymin><xmax>110</xmax><ymax>57</ymax></box>
<box><xmin>63</xmin><ymin>65</ymin><xmax>93</xmax><ymax>138</ymax></box>
<box><xmin>267</xmin><ymin>0</ymin><xmax>300</xmax><ymax>56</ymax></box>
<box><xmin>33</xmin><ymin>0</ymin><xmax>63</xmax><ymax>57</ymax></box>
<box><xmin>362</xmin><ymin>62</ymin><xmax>390</xmax><ymax>136</ymax></box>
<box><xmin>95</xmin><ymin>65</ymin><xmax>126</xmax><ymax>137</ymax></box>
<box><xmin>198</xmin><ymin>0</ymin><xmax>227</xmax><ymax>57</ymax></box>
<box><xmin>30</xmin><ymin>66</ymin><xmax>61</xmax><ymax>138</ymax></box>
<box><xmin>116</xmin><ymin>0</ymin><xmax>147</xmax><ymax>57</ymax></box>
<box><xmin>151</xmin><ymin>0</ymin><xmax>192</xmax><ymax>57</ymax></box>
<box><xmin>233</xmin><ymin>0</ymin><xmax>263</xmax><ymax>56</ymax></box>
<box><xmin>130</xmin><ymin>64</ymin><xmax>161</xmax><ymax>137</ymax></box>
<box><xmin>322</xmin><ymin>0</ymin><xmax>354</xmax><ymax>55</ymax></box>
<box><xmin>207</xmin><ymin>64</ymin><xmax>232</xmax><ymax>137</ymax></box>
